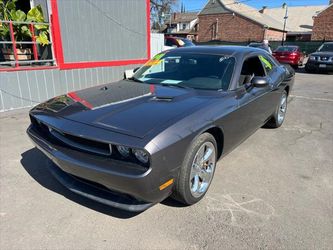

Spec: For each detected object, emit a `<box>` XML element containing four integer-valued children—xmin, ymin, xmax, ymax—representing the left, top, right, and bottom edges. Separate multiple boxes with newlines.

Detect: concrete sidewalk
<box><xmin>0</xmin><ymin>72</ymin><xmax>332</xmax><ymax>249</ymax></box>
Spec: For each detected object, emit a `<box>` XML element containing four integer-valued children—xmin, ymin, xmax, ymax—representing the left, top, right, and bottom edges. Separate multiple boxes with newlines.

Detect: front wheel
<box><xmin>265</xmin><ymin>90</ymin><xmax>288</xmax><ymax>128</ymax></box>
<box><xmin>172</xmin><ymin>133</ymin><xmax>217</xmax><ymax>205</ymax></box>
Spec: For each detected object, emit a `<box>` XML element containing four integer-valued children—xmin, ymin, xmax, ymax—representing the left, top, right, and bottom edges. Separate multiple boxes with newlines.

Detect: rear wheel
<box><xmin>265</xmin><ymin>90</ymin><xmax>288</xmax><ymax>128</ymax></box>
<box><xmin>172</xmin><ymin>133</ymin><xmax>217</xmax><ymax>205</ymax></box>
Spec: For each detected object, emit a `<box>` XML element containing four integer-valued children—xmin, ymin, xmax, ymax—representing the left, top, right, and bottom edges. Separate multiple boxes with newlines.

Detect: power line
<box><xmin>85</xmin><ymin>0</ymin><xmax>146</xmax><ymax>37</ymax></box>
<box><xmin>0</xmin><ymin>88</ymin><xmax>40</xmax><ymax>104</ymax></box>
<box><xmin>182</xmin><ymin>0</ymin><xmax>325</xmax><ymax>13</ymax></box>
<box><xmin>182</xmin><ymin>0</ymin><xmax>254</xmax><ymax>12</ymax></box>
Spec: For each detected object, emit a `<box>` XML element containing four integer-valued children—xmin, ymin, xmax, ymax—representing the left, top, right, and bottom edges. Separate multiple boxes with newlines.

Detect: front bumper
<box><xmin>305</xmin><ymin>61</ymin><xmax>333</xmax><ymax>72</ymax></box>
<box><xmin>27</xmin><ymin>125</ymin><xmax>174</xmax><ymax>212</ymax></box>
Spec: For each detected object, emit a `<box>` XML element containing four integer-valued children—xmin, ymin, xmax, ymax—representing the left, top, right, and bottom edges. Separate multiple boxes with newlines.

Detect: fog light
<box><xmin>117</xmin><ymin>145</ymin><xmax>130</xmax><ymax>157</ymax></box>
<box><xmin>133</xmin><ymin>149</ymin><xmax>149</xmax><ymax>164</ymax></box>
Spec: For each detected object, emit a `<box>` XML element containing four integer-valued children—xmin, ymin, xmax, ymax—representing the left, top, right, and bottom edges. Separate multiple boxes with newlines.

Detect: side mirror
<box><xmin>251</xmin><ymin>76</ymin><xmax>268</xmax><ymax>88</ymax></box>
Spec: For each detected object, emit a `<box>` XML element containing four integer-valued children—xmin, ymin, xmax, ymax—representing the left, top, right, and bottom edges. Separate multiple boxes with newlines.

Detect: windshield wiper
<box><xmin>160</xmin><ymin>83</ymin><xmax>191</xmax><ymax>89</ymax></box>
<box><xmin>128</xmin><ymin>77</ymin><xmax>143</xmax><ymax>83</ymax></box>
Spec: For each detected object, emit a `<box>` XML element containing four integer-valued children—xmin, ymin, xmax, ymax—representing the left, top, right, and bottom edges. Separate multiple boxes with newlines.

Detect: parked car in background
<box><xmin>272</xmin><ymin>46</ymin><xmax>305</xmax><ymax>68</ymax></box>
<box><xmin>164</xmin><ymin>36</ymin><xmax>195</xmax><ymax>50</ymax></box>
<box><xmin>27</xmin><ymin>46</ymin><xmax>294</xmax><ymax>212</ymax></box>
<box><xmin>248</xmin><ymin>42</ymin><xmax>272</xmax><ymax>54</ymax></box>
<box><xmin>305</xmin><ymin>42</ymin><xmax>333</xmax><ymax>73</ymax></box>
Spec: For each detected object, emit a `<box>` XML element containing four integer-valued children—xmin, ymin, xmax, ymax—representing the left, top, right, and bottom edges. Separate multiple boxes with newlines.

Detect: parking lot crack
<box><xmin>289</xmin><ymin>95</ymin><xmax>333</xmax><ymax>103</ymax></box>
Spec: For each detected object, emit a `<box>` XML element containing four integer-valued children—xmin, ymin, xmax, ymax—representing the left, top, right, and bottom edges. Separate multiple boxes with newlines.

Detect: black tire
<box><xmin>172</xmin><ymin>133</ymin><xmax>217</xmax><ymax>205</ymax></box>
<box><xmin>265</xmin><ymin>90</ymin><xmax>288</xmax><ymax>128</ymax></box>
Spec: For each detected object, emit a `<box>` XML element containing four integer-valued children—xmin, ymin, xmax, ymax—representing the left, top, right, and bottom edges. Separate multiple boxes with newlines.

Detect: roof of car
<box><xmin>166</xmin><ymin>46</ymin><xmax>264</xmax><ymax>56</ymax></box>
<box><xmin>277</xmin><ymin>45</ymin><xmax>299</xmax><ymax>47</ymax></box>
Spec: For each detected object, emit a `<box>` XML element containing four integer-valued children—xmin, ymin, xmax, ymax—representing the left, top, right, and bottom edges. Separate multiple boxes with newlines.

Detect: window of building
<box><xmin>0</xmin><ymin>0</ymin><xmax>55</xmax><ymax>71</ymax></box>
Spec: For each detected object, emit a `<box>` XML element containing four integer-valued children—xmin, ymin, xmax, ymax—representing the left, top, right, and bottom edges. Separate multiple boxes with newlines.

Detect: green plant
<box><xmin>0</xmin><ymin>0</ymin><xmax>49</xmax><ymax>46</ymax></box>
<box><xmin>27</xmin><ymin>5</ymin><xmax>50</xmax><ymax>46</ymax></box>
<box><xmin>0</xmin><ymin>0</ymin><xmax>16</xmax><ymax>20</ymax></box>
<box><xmin>0</xmin><ymin>0</ymin><xmax>17</xmax><ymax>40</ymax></box>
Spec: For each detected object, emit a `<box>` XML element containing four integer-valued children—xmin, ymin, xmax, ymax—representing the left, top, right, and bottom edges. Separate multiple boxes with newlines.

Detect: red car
<box><xmin>165</xmin><ymin>36</ymin><xmax>195</xmax><ymax>48</ymax></box>
<box><xmin>272</xmin><ymin>46</ymin><xmax>304</xmax><ymax>68</ymax></box>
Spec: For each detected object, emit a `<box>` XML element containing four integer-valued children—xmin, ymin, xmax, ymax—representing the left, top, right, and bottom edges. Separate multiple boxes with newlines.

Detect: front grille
<box><xmin>29</xmin><ymin>115</ymin><xmax>150</xmax><ymax>170</ymax></box>
<box><xmin>48</xmin><ymin>127</ymin><xmax>111</xmax><ymax>156</ymax></box>
<box><xmin>30</xmin><ymin>115</ymin><xmax>111</xmax><ymax>156</ymax></box>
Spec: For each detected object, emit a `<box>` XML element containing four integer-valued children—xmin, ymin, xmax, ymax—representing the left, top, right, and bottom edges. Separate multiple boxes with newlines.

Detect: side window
<box><xmin>239</xmin><ymin>56</ymin><xmax>266</xmax><ymax>86</ymax></box>
<box><xmin>259</xmin><ymin>55</ymin><xmax>275</xmax><ymax>75</ymax></box>
<box><xmin>165</xmin><ymin>39</ymin><xmax>173</xmax><ymax>47</ymax></box>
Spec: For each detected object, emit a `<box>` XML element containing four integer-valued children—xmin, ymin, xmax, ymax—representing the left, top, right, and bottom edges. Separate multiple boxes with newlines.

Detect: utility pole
<box><xmin>282</xmin><ymin>3</ymin><xmax>288</xmax><ymax>46</ymax></box>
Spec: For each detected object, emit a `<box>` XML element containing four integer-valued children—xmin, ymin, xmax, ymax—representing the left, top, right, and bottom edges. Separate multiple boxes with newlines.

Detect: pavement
<box><xmin>0</xmin><ymin>71</ymin><xmax>332</xmax><ymax>250</ymax></box>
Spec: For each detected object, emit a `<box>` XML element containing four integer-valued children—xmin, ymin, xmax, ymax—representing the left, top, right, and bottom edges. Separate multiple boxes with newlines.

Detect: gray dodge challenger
<box><xmin>27</xmin><ymin>46</ymin><xmax>295</xmax><ymax>212</ymax></box>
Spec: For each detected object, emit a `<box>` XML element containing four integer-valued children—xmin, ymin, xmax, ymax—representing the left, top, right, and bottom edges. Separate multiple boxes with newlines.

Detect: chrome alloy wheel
<box><xmin>189</xmin><ymin>142</ymin><xmax>216</xmax><ymax>198</ymax></box>
<box><xmin>278</xmin><ymin>92</ymin><xmax>287</xmax><ymax>124</ymax></box>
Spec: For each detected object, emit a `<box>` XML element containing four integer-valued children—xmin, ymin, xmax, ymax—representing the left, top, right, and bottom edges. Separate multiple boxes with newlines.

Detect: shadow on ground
<box><xmin>20</xmin><ymin>147</ymin><xmax>143</xmax><ymax>219</ymax></box>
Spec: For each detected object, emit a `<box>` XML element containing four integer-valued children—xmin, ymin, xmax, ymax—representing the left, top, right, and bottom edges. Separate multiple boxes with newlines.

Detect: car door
<box><xmin>235</xmin><ymin>55</ymin><xmax>277</xmax><ymax>134</ymax></box>
<box><xmin>258</xmin><ymin>54</ymin><xmax>284</xmax><ymax>116</ymax></box>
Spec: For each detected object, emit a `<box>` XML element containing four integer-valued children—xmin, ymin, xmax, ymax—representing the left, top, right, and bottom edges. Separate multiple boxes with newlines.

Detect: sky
<box><xmin>181</xmin><ymin>0</ymin><xmax>330</xmax><ymax>12</ymax></box>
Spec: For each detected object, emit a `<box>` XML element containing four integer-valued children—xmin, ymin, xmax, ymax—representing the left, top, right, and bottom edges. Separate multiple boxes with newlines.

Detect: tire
<box><xmin>265</xmin><ymin>90</ymin><xmax>288</xmax><ymax>128</ymax></box>
<box><xmin>172</xmin><ymin>133</ymin><xmax>217</xmax><ymax>205</ymax></box>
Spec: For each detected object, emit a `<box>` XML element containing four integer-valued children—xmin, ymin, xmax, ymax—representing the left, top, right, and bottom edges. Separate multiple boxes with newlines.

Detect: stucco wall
<box><xmin>56</xmin><ymin>0</ymin><xmax>147</xmax><ymax>63</ymax></box>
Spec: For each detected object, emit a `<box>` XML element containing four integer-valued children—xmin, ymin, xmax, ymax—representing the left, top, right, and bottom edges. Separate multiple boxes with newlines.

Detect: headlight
<box><xmin>133</xmin><ymin>149</ymin><xmax>149</xmax><ymax>164</ymax></box>
<box><xmin>310</xmin><ymin>56</ymin><xmax>316</xmax><ymax>61</ymax></box>
<box><xmin>116</xmin><ymin>145</ymin><xmax>130</xmax><ymax>157</ymax></box>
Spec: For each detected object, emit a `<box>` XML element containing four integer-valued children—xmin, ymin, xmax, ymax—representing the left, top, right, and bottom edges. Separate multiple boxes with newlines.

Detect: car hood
<box><xmin>310</xmin><ymin>51</ymin><xmax>333</xmax><ymax>57</ymax></box>
<box><xmin>32</xmin><ymin>80</ymin><xmax>214</xmax><ymax>138</ymax></box>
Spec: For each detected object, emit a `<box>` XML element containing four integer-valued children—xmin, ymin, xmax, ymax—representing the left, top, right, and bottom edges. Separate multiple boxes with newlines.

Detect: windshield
<box><xmin>132</xmin><ymin>52</ymin><xmax>235</xmax><ymax>91</ymax></box>
<box><xmin>317</xmin><ymin>43</ymin><xmax>333</xmax><ymax>52</ymax></box>
<box><xmin>275</xmin><ymin>46</ymin><xmax>297</xmax><ymax>52</ymax></box>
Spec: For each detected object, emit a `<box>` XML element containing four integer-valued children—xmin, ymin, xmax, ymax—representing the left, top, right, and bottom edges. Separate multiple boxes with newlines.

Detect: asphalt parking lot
<box><xmin>0</xmin><ymin>71</ymin><xmax>332</xmax><ymax>249</ymax></box>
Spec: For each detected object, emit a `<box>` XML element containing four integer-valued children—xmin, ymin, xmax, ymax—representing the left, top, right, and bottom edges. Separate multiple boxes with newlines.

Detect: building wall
<box><xmin>0</xmin><ymin>64</ymin><xmax>141</xmax><ymax>112</ymax></box>
<box><xmin>312</xmin><ymin>5</ymin><xmax>333</xmax><ymax>41</ymax></box>
<box><xmin>0</xmin><ymin>0</ymin><xmax>153</xmax><ymax>112</ymax></box>
<box><xmin>265</xmin><ymin>29</ymin><xmax>284</xmax><ymax>41</ymax></box>
<box><xmin>57</xmin><ymin>0</ymin><xmax>147</xmax><ymax>63</ymax></box>
<box><xmin>198</xmin><ymin>13</ymin><xmax>265</xmax><ymax>42</ymax></box>
<box><xmin>0</xmin><ymin>33</ymin><xmax>164</xmax><ymax>112</ymax></box>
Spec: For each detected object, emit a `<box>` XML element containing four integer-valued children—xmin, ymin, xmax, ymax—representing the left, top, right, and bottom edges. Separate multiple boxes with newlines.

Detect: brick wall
<box><xmin>198</xmin><ymin>13</ymin><xmax>266</xmax><ymax>42</ymax></box>
<box><xmin>312</xmin><ymin>5</ymin><xmax>333</xmax><ymax>41</ymax></box>
<box><xmin>265</xmin><ymin>29</ymin><xmax>284</xmax><ymax>41</ymax></box>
